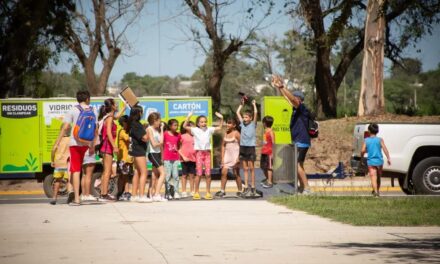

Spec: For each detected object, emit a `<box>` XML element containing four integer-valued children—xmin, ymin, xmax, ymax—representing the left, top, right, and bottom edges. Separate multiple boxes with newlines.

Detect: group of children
<box><xmin>50</xmin><ymin>97</ymin><xmax>393</xmax><ymax>205</ymax></box>
<box><xmin>50</xmin><ymin>98</ymin><xmax>277</xmax><ymax>204</ymax></box>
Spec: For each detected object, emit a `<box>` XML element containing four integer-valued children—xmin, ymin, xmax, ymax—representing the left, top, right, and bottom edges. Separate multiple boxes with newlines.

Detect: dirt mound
<box><xmin>305</xmin><ymin>114</ymin><xmax>440</xmax><ymax>173</ymax></box>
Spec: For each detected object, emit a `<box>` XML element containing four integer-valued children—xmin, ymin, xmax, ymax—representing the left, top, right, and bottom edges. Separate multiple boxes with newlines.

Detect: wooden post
<box><xmin>358</xmin><ymin>0</ymin><xmax>386</xmax><ymax>116</ymax></box>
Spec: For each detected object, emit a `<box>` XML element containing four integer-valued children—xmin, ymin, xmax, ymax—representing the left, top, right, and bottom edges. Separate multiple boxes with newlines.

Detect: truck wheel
<box><xmin>43</xmin><ymin>174</ymin><xmax>68</xmax><ymax>198</ymax></box>
<box><xmin>398</xmin><ymin>177</ymin><xmax>415</xmax><ymax>195</ymax></box>
<box><xmin>412</xmin><ymin>157</ymin><xmax>440</xmax><ymax>195</ymax></box>
<box><xmin>91</xmin><ymin>172</ymin><xmax>119</xmax><ymax>198</ymax></box>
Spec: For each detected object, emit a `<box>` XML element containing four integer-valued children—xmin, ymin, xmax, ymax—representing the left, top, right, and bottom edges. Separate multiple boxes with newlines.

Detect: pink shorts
<box><xmin>196</xmin><ymin>150</ymin><xmax>211</xmax><ymax>176</ymax></box>
<box><xmin>69</xmin><ymin>146</ymin><xmax>89</xmax><ymax>173</ymax></box>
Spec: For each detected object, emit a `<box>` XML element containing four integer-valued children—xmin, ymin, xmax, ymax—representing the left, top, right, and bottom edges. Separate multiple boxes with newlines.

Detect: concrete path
<box><xmin>1</xmin><ymin>200</ymin><xmax>439</xmax><ymax>264</ymax></box>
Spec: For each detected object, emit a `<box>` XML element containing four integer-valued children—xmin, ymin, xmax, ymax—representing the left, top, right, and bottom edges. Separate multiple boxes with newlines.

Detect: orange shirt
<box><xmin>261</xmin><ymin>129</ymin><xmax>274</xmax><ymax>155</ymax></box>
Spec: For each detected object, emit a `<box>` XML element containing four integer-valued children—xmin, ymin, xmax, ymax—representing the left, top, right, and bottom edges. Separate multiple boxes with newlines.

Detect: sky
<box><xmin>52</xmin><ymin>0</ymin><xmax>440</xmax><ymax>84</ymax></box>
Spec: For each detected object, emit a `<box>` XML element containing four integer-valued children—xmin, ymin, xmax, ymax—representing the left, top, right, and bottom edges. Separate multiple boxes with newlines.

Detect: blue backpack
<box><xmin>73</xmin><ymin>105</ymin><xmax>97</xmax><ymax>144</ymax></box>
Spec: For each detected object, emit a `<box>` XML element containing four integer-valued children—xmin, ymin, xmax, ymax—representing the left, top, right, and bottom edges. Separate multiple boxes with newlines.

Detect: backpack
<box><xmin>94</xmin><ymin>114</ymin><xmax>110</xmax><ymax>155</ymax></box>
<box><xmin>295</xmin><ymin>106</ymin><xmax>319</xmax><ymax>139</ymax></box>
<box><xmin>307</xmin><ymin>115</ymin><xmax>319</xmax><ymax>138</ymax></box>
<box><xmin>73</xmin><ymin>105</ymin><xmax>97</xmax><ymax>144</ymax></box>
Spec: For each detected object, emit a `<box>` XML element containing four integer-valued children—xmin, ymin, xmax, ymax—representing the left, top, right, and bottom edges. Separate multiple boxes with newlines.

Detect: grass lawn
<box><xmin>269</xmin><ymin>196</ymin><xmax>440</xmax><ymax>226</ymax></box>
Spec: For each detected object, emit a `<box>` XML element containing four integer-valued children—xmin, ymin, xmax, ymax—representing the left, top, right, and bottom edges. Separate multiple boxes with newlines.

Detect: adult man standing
<box><xmin>53</xmin><ymin>91</ymin><xmax>97</xmax><ymax>205</ymax></box>
<box><xmin>271</xmin><ymin>75</ymin><xmax>312</xmax><ymax>194</ymax></box>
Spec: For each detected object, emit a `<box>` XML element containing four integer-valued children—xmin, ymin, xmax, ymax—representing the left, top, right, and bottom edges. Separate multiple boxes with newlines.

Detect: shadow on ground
<box><xmin>318</xmin><ymin>236</ymin><xmax>440</xmax><ymax>263</ymax></box>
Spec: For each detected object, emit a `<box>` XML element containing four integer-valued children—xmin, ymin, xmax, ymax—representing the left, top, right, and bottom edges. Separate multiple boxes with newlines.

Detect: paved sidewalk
<box><xmin>1</xmin><ymin>200</ymin><xmax>438</xmax><ymax>264</ymax></box>
<box><xmin>0</xmin><ymin>175</ymin><xmax>402</xmax><ymax>196</ymax></box>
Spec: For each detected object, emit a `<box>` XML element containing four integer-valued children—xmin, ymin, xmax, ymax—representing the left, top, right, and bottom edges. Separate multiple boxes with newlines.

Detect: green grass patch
<box><xmin>269</xmin><ymin>196</ymin><xmax>440</xmax><ymax>226</ymax></box>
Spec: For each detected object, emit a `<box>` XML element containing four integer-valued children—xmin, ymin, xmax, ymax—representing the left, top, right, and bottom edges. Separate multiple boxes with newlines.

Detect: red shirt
<box><xmin>163</xmin><ymin>131</ymin><xmax>181</xmax><ymax>161</ymax></box>
<box><xmin>261</xmin><ymin>129</ymin><xmax>274</xmax><ymax>155</ymax></box>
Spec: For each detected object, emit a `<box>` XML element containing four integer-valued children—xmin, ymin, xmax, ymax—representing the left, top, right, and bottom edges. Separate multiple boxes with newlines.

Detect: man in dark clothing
<box><xmin>272</xmin><ymin>76</ymin><xmax>312</xmax><ymax>194</ymax></box>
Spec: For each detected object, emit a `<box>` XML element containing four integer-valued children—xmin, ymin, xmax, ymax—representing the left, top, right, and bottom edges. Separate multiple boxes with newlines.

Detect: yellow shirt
<box><xmin>54</xmin><ymin>137</ymin><xmax>70</xmax><ymax>168</ymax></box>
<box><xmin>117</xmin><ymin>129</ymin><xmax>133</xmax><ymax>163</ymax></box>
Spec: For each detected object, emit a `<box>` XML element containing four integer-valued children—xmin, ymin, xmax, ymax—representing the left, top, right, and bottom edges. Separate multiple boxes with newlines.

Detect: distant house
<box><xmin>106</xmin><ymin>83</ymin><xmax>121</xmax><ymax>96</ymax></box>
<box><xmin>177</xmin><ymin>80</ymin><xmax>200</xmax><ymax>91</ymax></box>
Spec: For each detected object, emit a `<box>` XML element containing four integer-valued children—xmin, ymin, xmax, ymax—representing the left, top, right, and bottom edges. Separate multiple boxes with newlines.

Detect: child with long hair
<box><xmin>98</xmin><ymin>98</ymin><xmax>119</xmax><ymax>202</ymax></box>
<box><xmin>117</xmin><ymin>115</ymin><xmax>134</xmax><ymax>201</ymax></box>
<box><xmin>163</xmin><ymin>119</ymin><xmax>182</xmax><ymax>199</ymax></box>
<box><xmin>215</xmin><ymin>117</ymin><xmax>242</xmax><ymax>198</ymax></box>
<box><xmin>179</xmin><ymin>121</ymin><xmax>196</xmax><ymax>198</ymax></box>
<box><xmin>147</xmin><ymin>112</ymin><xmax>167</xmax><ymax>202</ymax></box>
<box><xmin>183</xmin><ymin>111</ymin><xmax>223</xmax><ymax>200</ymax></box>
<box><xmin>127</xmin><ymin>105</ymin><xmax>151</xmax><ymax>203</ymax></box>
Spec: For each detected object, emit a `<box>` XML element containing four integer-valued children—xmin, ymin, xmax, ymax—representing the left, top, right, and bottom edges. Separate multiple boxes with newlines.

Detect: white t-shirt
<box><xmin>63</xmin><ymin>104</ymin><xmax>98</xmax><ymax>147</ymax></box>
<box><xmin>191</xmin><ymin>127</ymin><xmax>216</xmax><ymax>150</ymax></box>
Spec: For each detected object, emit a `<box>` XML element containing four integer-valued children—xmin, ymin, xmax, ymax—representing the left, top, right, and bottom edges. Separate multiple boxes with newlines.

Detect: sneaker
<box><xmin>118</xmin><ymin>193</ymin><xmax>128</xmax><ymax>201</ymax></box>
<box><xmin>193</xmin><ymin>193</ymin><xmax>201</xmax><ymax>200</ymax></box>
<box><xmin>215</xmin><ymin>190</ymin><xmax>225</xmax><ymax>198</ymax></box>
<box><xmin>130</xmin><ymin>195</ymin><xmax>140</xmax><ymax>202</ymax></box>
<box><xmin>251</xmin><ymin>188</ymin><xmax>256</xmax><ymax>196</ymax></box>
<box><xmin>302</xmin><ymin>188</ymin><xmax>313</xmax><ymax>195</ymax></box>
<box><xmin>138</xmin><ymin>196</ymin><xmax>153</xmax><ymax>203</ymax></box>
<box><xmin>241</xmin><ymin>188</ymin><xmax>250</xmax><ymax>197</ymax></box>
<box><xmin>50</xmin><ymin>200</ymin><xmax>57</xmax><ymax>205</ymax></box>
<box><xmin>119</xmin><ymin>192</ymin><xmax>132</xmax><ymax>201</ymax></box>
<box><xmin>80</xmin><ymin>194</ymin><xmax>85</xmax><ymax>201</ymax></box>
<box><xmin>260</xmin><ymin>179</ymin><xmax>268</xmax><ymax>186</ymax></box>
<box><xmin>174</xmin><ymin>192</ymin><xmax>181</xmax><ymax>199</ymax></box>
<box><xmin>204</xmin><ymin>193</ymin><xmax>213</xmax><ymax>200</ymax></box>
<box><xmin>262</xmin><ymin>182</ymin><xmax>273</xmax><ymax>188</ymax></box>
<box><xmin>67</xmin><ymin>192</ymin><xmax>74</xmax><ymax>204</ymax></box>
<box><xmin>68</xmin><ymin>201</ymin><xmax>81</xmax><ymax>206</ymax></box>
<box><xmin>99</xmin><ymin>194</ymin><xmax>116</xmax><ymax>202</ymax></box>
<box><xmin>152</xmin><ymin>195</ymin><xmax>168</xmax><ymax>202</ymax></box>
<box><xmin>372</xmin><ymin>191</ymin><xmax>380</xmax><ymax>198</ymax></box>
<box><xmin>86</xmin><ymin>195</ymin><xmax>97</xmax><ymax>201</ymax></box>
<box><xmin>181</xmin><ymin>192</ymin><xmax>188</xmax><ymax>198</ymax></box>
<box><xmin>94</xmin><ymin>178</ymin><xmax>101</xmax><ymax>188</ymax></box>
<box><xmin>190</xmin><ymin>192</ymin><xmax>195</xmax><ymax>197</ymax></box>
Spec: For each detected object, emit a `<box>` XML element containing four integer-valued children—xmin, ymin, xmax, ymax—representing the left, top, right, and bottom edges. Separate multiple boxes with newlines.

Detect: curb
<box><xmin>0</xmin><ymin>186</ymin><xmax>402</xmax><ymax>196</ymax></box>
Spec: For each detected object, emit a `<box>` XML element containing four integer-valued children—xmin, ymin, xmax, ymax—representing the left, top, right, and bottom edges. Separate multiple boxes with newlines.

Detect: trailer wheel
<box><xmin>43</xmin><ymin>174</ymin><xmax>68</xmax><ymax>198</ymax></box>
<box><xmin>413</xmin><ymin>157</ymin><xmax>440</xmax><ymax>195</ymax></box>
<box><xmin>91</xmin><ymin>172</ymin><xmax>119</xmax><ymax>198</ymax></box>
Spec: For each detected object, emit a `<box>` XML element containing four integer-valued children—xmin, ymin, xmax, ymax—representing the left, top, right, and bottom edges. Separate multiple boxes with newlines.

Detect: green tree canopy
<box><xmin>0</xmin><ymin>0</ymin><xmax>75</xmax><ymax>98</ymax></box>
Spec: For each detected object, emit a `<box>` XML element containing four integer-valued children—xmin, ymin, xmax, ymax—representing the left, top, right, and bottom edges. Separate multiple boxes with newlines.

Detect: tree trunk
<box><xmin>98</xmin><ymin>65</ymin><xmax>111</xmax><ymax>96</ymax></box>
<box><xmin>208</xmin><ymin>67</ymin><xmax>224</xmax><ymax>112</ymax></box>
<box><xmin>83</xmin><ymin>61</ymin><xmax>98</xmax><ymax>96</ymax></box>
<box><xmin>315</xmin><ymin>48</ymin><xmax>337</xmax><ymax>118</ymax></box>
<box><xmin>98</xmin><ymin>53</ymin><xmax>119</xmax><ymax>95</ymax></box>
<box><xmin>358</xmin><ymin>0</ymin><xmax>386</xmax><ymax>116</ymax></box>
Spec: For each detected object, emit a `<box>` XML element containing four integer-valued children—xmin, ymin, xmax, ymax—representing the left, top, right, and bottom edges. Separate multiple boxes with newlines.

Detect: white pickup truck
<box><xmin>351</xmin><ymin>123</ymin><xmax>440</xmax><ymax>195</ymax></box>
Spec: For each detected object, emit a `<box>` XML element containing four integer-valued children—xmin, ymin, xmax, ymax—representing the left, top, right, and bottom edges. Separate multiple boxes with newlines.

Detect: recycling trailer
<box><xmin>0</xmin><ymin>96</ymin><xmax>212</xmax><ymax>181</ymax></box>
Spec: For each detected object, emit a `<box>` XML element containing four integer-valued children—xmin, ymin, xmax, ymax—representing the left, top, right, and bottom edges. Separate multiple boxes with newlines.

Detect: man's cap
<box><xmin>293</xmin><ymin>90</ymin><xmax>305</xmax><ymax>101</ymax></box>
